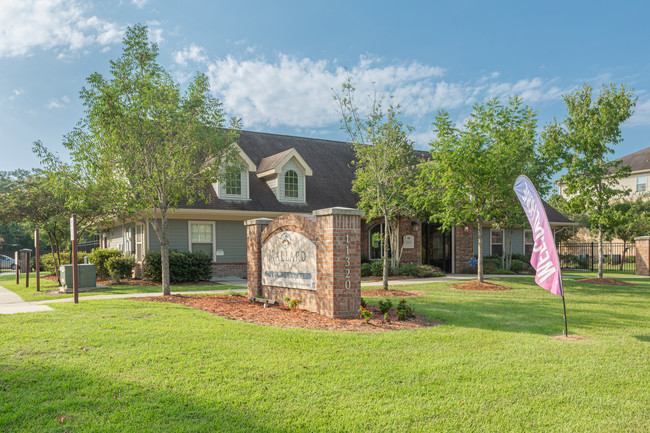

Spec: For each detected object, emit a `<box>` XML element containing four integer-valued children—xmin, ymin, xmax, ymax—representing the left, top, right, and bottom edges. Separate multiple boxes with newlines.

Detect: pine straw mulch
<box><xmin>452</xmin><ymin>281</ymin><xmax>512</xmax><ymax>291</ymax></box>
<box><xmin>576</xmin><ymin>277</ymin><xmax>634</xmax><ymax>286</ymax></box>
<box><xmin>362</xmin><ymin>288</ymin><xmax>426</xmax><ymax>297</ymax></box>
<box><xmin>137</xmin><ymin>294</ymin><xmax>441</xmax><ymax>332</ymax></box>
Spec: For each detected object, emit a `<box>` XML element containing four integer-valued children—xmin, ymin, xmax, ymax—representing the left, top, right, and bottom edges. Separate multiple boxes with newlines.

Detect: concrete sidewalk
<box><xmin>0</xmin><ymin>285</ymin><xmax>53</xmax><ymax>314</ymax></box>
<box><xmin>34</xmin><ymin>288</ymin><xmax>247</xmax><ymax>305</ymax></box>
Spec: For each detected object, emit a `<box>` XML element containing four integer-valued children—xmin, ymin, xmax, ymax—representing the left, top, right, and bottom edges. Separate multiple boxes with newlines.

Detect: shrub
<box><xmin>360</xmin><ymin>297</ymin><xmax>367</xmax><ymax>309</ymax></box>
<box><xmin>40</xmin><ymin>252</ymin><xmax>89</xmax><ymax>274</ymax></box>
<box><xmin>396</xmin><ymin>298</ymin><xmax>414</xmax><ymax>321</ymax></box>
<box><xmin>483</xmin><ymin>256</ymin><xmax>503</xmax><ymax>273</ymax></box>
<box><xmin>370</xmin><ymin>260</ymin><xmax>394</xmax><ymax>277</ymax></box>
<box><xmin>625</xmin><ymin>256</ymin><xmax>636</xmax><ymax>263</ymax></box>
<box><xmin>509</xmin><ymin>259</ymin><xmax>528</xmax><ymax>273</ymax></box>
<box><xmin>107</xmin><ymin>256</ymin><xmax>137</xmax><ymax>283</ymax></box>
<box><xmin>398</xmin><ymin>263</ymin><xmax>419</xmax><ymax>277</ymax></box>
<box><xmin>511</xmin><ymin>254</ymin><xmax>530</xmax><ymax>263</ymax></box>
<box><xmin>88</xmin><ymin>248</ymin><xmax>123</xmax><ymax>278</ymax></box>
<box><xmin>143</xmin><ymin>250</ymin><xmax>212</xmax><ymax>283</ymax></box>
<box><xmin>360</xmin><ymin>253</ymin><xmax>370</xmax><ymax>264</ymax></box>
<box><xmin>284</xmin><ymin>297</ymin><xmax>302</xmax><ymax>311</ymax></box>
<box><xmin>493</xmin><ymin>268</ymin><xmax>516</xmax><ymax>275</ymax></box>
<box><xmin>417</xmin><ymin>265</ymin><xmax>444</xmax><ymax>278</ymax></box>
<box><xmin>359</xmin><ymin>306</ymin><xmax>373</xmax><ymax>323</ymax></box>
<box><xmin>361</xmin><ymin>263</ymin><xmax>372</xmax><ymax>277</ymax></box>
<box><xmin>378</xmin><ymin>298</ymin><xmax>393</xmax><ymax>315</ymax></box>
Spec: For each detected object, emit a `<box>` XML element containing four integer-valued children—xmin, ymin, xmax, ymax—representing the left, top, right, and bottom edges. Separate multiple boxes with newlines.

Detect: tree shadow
<box><xmin>0</xmin><ymin>361</ymin><xmax>292</xmax><ymax>432</ymax></box>
<box><xmin>634</xmin><ymin>335</ymin><xmax>650</xmax><ymax>343</ymax></box>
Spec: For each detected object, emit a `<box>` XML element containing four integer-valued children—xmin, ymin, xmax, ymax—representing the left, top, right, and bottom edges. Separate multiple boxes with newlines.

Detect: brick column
<box><xmin>245</xmin><ymin>218</ymin><xmax>272</xmax><ymax>298</ymax></box>
<box><xmin>634</xmin><ymin>236</ymin><xmax>650</xmax><ymax>276</ymax></box>
<box><xmin>314</xmin><ymin>207</ymin><xmax>364</xmax><ymax>319</ymax></box>
<box><xmin>454</xmin><ymin>225</ymin><xmax>474</xmax><ymax>273</ymax></box>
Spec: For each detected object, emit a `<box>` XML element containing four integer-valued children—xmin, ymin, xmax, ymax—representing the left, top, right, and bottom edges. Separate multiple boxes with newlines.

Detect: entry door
<box><xmin>422</xmin><ymin>223</ymin><xmax>452</xmax><ymax>272</ymax></box>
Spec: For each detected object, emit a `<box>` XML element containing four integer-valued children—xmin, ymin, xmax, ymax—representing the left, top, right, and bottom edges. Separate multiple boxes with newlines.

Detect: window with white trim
<box><xmin>190</xmin><ymin>222</ymin><xmax>214</xmax><ymax>259</ymax></box>
<box><xmin>284</xmin><ymin>170</ymin><xmax>299</xmax><ymax>198</ymax></box>
<box><xmin>637</xmin><ymin>175</ymin><xmax>647</xmax><ymax>192</ymax></box>
<box><xmin>524</xmin><ymin>229</ymin><xmax>534</xmax><ymax>256</ymax></box>
<box><xmin>225</xmin><ymin>166</ymin><xmax>242</xmax><ymax>195</ymax></box>
<box><xmin>491</xmin><ymin>229</ymin><xmax>503</xmax><ymax>256</ymax></box>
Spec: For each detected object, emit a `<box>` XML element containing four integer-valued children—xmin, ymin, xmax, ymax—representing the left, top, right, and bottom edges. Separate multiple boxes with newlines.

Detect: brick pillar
<box><xmin>245</xmin><ymin>218</ymin><xmax>272</xmax><ymax>298</ymax></box>
<box><xmin>314</xmin><ymin>207</ymin><xmax>364</xmax><ymax>319</ymax></box>
<box><xmin>634</xmin><ymin>236</ymin><xmax>650</xmax><ymax>276</ymax></box>
<box><xmin>454</xmin><ymin>225</ymin><xmax>474</xmax><ymax>273</ymax></box>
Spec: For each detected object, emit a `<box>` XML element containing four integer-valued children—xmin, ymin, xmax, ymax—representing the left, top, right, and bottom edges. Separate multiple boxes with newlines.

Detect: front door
<box><xmin>421</xmin><ymin>223</ymin><xmax>452</xmax><ymax>273</ymax></box>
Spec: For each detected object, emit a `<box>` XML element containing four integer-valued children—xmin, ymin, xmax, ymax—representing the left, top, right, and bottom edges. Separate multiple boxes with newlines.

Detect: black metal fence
<box><xmin>557</xmin><ymin>242</ymin><xmax>636</xmax><ymax>273</ymax></box>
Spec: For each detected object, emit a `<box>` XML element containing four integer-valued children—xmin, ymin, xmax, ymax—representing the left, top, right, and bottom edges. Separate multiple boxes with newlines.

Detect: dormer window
<box><xmin>284</xmin><ymin>170</ymin><xmax>299</xmax><ymax>198</ymax></box>
<box><xmin>225</xmin><ymin>166</ymin><xmax>242</xmax><ymax>195</ymax></box>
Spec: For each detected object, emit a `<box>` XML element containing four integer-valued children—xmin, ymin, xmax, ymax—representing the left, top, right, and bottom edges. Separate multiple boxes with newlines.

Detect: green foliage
<box><xmin>360</xmin><ymin>253</ymin><xmax>370</xmax><ymax>264</ymax></box>
<box><xmin>370</xmin><ymin>260</ymin><xmax>394</xmax><ymax>277</ymax></box>
<box><xmin>542</xmin><ymin>83</ymin><xmax>636</xmax><ymax>277</ymax></box>
<box><xmin>63</xmin><ymin>24</ymin><xmax>240</xmax><ymax>294</ymax></box>
<box><xmin>143</xmin><ymin>250</ymin><xmax>212</xmax><ymax>283</ymax></box>
<box><xmin>284</xmin><ymin>298</ymin><xmax>302</xmax><ymax>311</ymax></box>
<box><xmin>397</xmin><ymin>263</ymin><xmax>419</xmax><ymax>276</ymax></box>
<box><xmin>360</xmin><ymin>297</ymin><xmax>367</xmax><ymax>309</ymax></box>
<box><xmin>360</xmin><ymin>262</ymin><xmax>372</xmax><ymax>277</ymax></box>
<box><xmin>396</xmin><ymin>298</ymin><xmax>414</xmax><ymax>321</ymax></box>
<box><xmin>509</xmin><ymin>259</ymin><xmax>528</xmax><ymax>273</ymax></box>
<box><xmin>358</xmin><ymin>306</ymin><xmax>373</xmax><ymax>323</ymax></box>
<box><xmin>107</xmin><ymin>256</ymin><xmax>137</xmax><ymax>282</ymax></box>
<box><xmin>417</xmin><ymin>265</ymin><xmax>444</xmax><ymax>278</ymax></box>
<box><xmin>378</xmin><ymin>298</ymin><xmax>393</xmax><ymax>315</ymax></box>
<box><xmin>412</xmin><ymin>97</ymin><xmax>546</xmax><ymax>282</ymax></box>
<box><xmin>88</xmin><ymin>248</ymin><xmax>123</xmax><ymax>279</ymax></box>
<box><xmin>40</xmin><ymin>252</ymin><xmax>88</xmax><ymax>274</ymax></box>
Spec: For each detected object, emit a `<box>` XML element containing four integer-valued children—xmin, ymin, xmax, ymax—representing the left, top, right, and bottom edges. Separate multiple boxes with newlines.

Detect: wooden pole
<box><xmin>14</xmin><ymin>251</ymin><xmax>19</xmax><ymax>284</ymax></box>
<box><xmin>71</xmin><ymin>214</ymin><xmax>79</xmax><ymax>304</ymax></box>
<box><xmin>35</xmin><ymin>229</ymin><xmax>40</xmax><ymax>292</ymax></box>
<box><xmin>25</xmin><ymin>251</ymin><xmax>29</xmax><ymax>288</ymax></box>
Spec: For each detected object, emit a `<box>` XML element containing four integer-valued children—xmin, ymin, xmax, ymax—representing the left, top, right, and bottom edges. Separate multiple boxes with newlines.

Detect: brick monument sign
<box><xmin>245</xmin><ymin>207</ymin><xmax>363</xmax><ymax>318</ymax></box>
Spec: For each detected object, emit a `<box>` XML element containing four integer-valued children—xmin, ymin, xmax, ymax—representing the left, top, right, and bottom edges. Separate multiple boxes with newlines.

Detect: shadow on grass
<box><xmin>634</xmin><ymin>335</ymin><xmax>650</xmax><ymax>342</ymax></box>
<box><xmin>0</xmin><ymin>360</ymin><xmax>291</xmax><ymax>432</ymax></box>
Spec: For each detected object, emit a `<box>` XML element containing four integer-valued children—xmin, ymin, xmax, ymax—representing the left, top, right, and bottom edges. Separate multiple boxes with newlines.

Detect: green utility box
<box><xmin>60</xmin><ymin>264</ymin><xmax>97</xmax><ymax>291</ymax></box>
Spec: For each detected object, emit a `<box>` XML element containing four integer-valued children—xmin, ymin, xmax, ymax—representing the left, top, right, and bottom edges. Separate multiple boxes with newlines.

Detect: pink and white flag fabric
<box><xmin>514</xmin><ymin>175</ymin><xmax>563</xmax><ymax>296</ymax></box>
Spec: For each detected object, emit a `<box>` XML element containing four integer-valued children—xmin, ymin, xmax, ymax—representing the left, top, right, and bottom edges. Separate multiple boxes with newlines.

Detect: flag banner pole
<box><xmin>513</xmin><ymin>175</ymin><xmax>568</xmax><ymax>336</ymax></box>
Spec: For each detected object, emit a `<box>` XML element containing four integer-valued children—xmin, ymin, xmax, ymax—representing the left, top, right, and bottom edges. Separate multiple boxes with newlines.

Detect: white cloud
<box><xmin>486</xmin><ymin>77</ymin><xmax>564</xmax><ymax>103</ymax></box>
<box><xmin>131</xmin><ymin>0</ymin><xmax>148</xmax><ymax>8</ymax></box>
<box><xmin>174</xmin><ymin>44</ymin><xmax>208</xmax><ymax>66</ymax></box>
<box><xmin>47</xmin><ymin>99</ymin><xmax>64</xmax><ymax>109</ymax></box>
<box><xmin>146</xmin><ymin>20</ymin><xmax>164</xmax><ymax>44</ymax></box>
<box><xmin>0</xmin><ymin>0</ymin><xmax>124</xmax><ymax>57</ymax></box>
<box><xmin>628</xmin><ymin>98</ymin><xmax>650</xmax><ymax>127</ymax></box>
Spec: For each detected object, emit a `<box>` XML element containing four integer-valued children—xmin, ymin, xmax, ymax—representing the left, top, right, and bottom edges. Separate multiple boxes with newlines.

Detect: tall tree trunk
<box><xmin>598</xmin><ymin>224</ymin><xmax>604</xmax><ymax>279</ymax></box>
<box><xmin>160</xmin><ymin>210</ymin><xmax>171</xmax><ymax>296</ymax></box>
<box><xmin>477</xmin><ymin>221</ymin><xmax>484</xmax><ymax>283</ymax></box>
<box><xmin>382</xmin><ymin>215</ymin><xmax>389</xmax><ymax>291</ymax></box>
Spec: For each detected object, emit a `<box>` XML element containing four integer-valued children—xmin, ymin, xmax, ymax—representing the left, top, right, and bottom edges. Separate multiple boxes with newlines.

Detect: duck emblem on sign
<box><xmin>280</xmin><ymin>233</ymin><xmax>291</xmax><ymax>249</ymax></box>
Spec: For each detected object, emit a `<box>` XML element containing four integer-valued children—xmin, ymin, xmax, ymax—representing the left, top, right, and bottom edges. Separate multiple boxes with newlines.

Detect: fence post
<box><xmin>590</xmin><ymin>242</ymin><xmax>594</xmax><ymax>272</ymax></box>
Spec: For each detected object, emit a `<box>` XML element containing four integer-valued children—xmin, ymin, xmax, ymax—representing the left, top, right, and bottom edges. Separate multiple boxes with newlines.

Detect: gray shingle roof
<box><xmin>180</xmin><ymin>130</ymin><xmax>572</xmax><ymax>224</ymax></box>
<box><xmin>614</xmin><ymin>146</ymin><xmax>650</xmax><ymax>172</ymax></box>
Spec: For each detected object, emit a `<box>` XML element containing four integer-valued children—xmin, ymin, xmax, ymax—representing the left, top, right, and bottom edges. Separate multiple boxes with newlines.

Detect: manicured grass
<box><xmin>0</xmin><ymin>273</ymin><xmax>243</xmax><ymax>302</ymax></box>
<box><xmin>1</xmin><ymin>277</ymin><xmax>648</xmax><ymax>432</ymax></box>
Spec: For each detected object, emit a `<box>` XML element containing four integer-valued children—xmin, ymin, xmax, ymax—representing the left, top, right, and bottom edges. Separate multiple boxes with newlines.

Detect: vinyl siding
<box><xmin>148</xmin><ymin>219</ymin><xmax>189</xmax><ymax>252</ymax></box>
<box><xmin>108</xmin><ymin>225</ymin><xmax>123</xmax><ymax>251</ymax></box>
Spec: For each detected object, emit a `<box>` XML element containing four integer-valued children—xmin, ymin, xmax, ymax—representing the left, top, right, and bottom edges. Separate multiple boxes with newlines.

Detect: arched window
<box><xmin>284</xmin><ymin>170</ymin><xmax>299</xmax><ymax>198</ymax></box>
<box><xmin>225</xmin><ymin>166</ymin><xmax>242</xmax><ymax>195</ymax></box>
<box><xmin>369</xmin><ymin>223</ymin><xmax>390</xmax><ymax>260</ymax></box>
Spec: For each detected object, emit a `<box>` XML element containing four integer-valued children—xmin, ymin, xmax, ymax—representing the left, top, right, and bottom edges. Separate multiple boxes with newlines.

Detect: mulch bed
<box><xmin>576</xmin><ymin>277</ymin><xmax>633</xmax><ymax>286</ymax></box>
<box><xmin>452</xmin><ymin>281</ymin><xmax>512</xmax><ymax>291</ymax></box>
<box><xmin>42</xmin><ymin>274</ymin><xmax>221</xmax><ymax>287</ymax></box>
<box><xmin>362</xmin><ymin>289</ymin><xmax>426</xmax><ymax>297</ymax></box>
<box><xmin>137</xmin><ymin>295</ymin><xmax>440</xmax><ymax>332</ymax></box>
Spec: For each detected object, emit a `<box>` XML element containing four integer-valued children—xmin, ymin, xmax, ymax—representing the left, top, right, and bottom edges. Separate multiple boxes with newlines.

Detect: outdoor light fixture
<box><xmin>463</xmin><ymin>225</ymin><xmax>470</xmax><ymax>232</ymax></box>
<box><xmin>411</xmin><ymin>220</ymin><xmax>419</xmax><ymax>232</ymax></box>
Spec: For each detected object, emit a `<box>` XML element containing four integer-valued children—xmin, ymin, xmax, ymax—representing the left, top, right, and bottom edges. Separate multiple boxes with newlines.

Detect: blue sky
<box><xmin>1</xmin><ymin>0</ymin><xmax>650</xmax><ymax>172</ymax></box>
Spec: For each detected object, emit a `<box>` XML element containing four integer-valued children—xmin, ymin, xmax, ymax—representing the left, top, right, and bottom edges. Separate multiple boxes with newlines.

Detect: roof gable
<box><xmin>256</xmin><ymin>148</ymin><xmax>313</xmax><ymax>178</ymax></box>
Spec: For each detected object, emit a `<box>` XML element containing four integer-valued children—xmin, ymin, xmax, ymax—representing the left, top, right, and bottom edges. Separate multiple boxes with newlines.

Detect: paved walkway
<box><xmin>0</xmin><ymin>285</ymin><xmax>54</xmax><ymax>314</ymax></box>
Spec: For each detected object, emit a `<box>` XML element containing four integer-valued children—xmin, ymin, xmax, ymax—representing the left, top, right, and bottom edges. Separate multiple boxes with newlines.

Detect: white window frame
<box><xmin>490</xmin><ymin>228</ymin><xmax>503</xmax><ymax>257</ymax></box>
<box><xmin>280</xmin><ymin>166</ymin><xmax>306</xmax><ymax>203</ymax></box>
<box><xmin>369</xmin><ymin>223</ymin><xmax>386</xmax><ymax>260</ymax></box>
<box><xmin>523</xmin><ymin>229</ymin><xmax>534</xmax><ymax>256</ymax></box>
<box><xmin>188</xmin><ymin>221</ymin><xmax>216</xmax><ymax>262</ymax></box>
<box><xmin>636</xmin><ymin>174</ymin><xmax>647</xmax><ymax>192</ymax></box>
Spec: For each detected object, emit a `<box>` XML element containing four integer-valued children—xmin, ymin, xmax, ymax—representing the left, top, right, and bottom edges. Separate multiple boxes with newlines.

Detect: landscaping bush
<box><xmin>625</xmin><ymin>256</ymin><xmax>636</xmax><ymax>263</ymax></box>
<box><xmin>493</xmin><ymin>268</ymin><xmax>516</xmax><ymax>275</ymax></box>
<box><xmin>398</xmin><ymin>263</ymin><xmax>419</xmax><ymax>276</ymax></box>
<box><xmin>483</xmin><ymin>256</ymin><xmax>503</xmax><ymax>273</ymax></box>
<box><xmin>361</xmin><ymin>263</ymin><xmax>372</xmax><ymax>277</ymax></box>
<box><xmin>417</xmin><ymin>265</ymin><xmax>444</xmax><ymax>278</ymax></box>
<box><xmin>370</xmin><ymin>260</ymin><xmax>394</xmax><ymax>277</ymax></box>
<box><xmin>107</xmin><ymin>256</ymin><xmax>137</xmax><ymax>283</ymax></box>
<box><xmin>88</xmin><ymin>248</ymin><xmax>123</xmax><ymax>278</ymax></box>
<box><xmin>143</xmin><ymin>250</ymin><xmax>212</xmax><ymax>283</ymax></box>
<box><xmin>360</xmin><ymin>253</ymin><xmax>370</xmax><ymax>264</ymax></box>
<box><xmin>40</xmin><ymin>252</ymin><xmax>89</xmax><ymax>274</ymax></box>
<box><xmin>509</xmin><ymin>259</ymin><xmax>528</xmax><ymax>273</ymax></box>
<box><xmin>511</xmin><ymin>254</ymin><xmax>530</xmax><ymax>264</ymax></box>
<box><xmin>396</xmin><ymin>298</ymin><xmax>414</xmax><ymax>321</ymax></box>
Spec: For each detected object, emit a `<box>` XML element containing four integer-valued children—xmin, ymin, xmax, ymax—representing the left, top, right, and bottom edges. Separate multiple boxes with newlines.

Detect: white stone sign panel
<box><xmin>262</xmin><ymin>231</ymin><xmax>317</xmax><ymax>290</ymax></box>
<box><xmin>403</xmin><ymin>235</ymin><xmax>415</xmax><ymax>249</ymax></box>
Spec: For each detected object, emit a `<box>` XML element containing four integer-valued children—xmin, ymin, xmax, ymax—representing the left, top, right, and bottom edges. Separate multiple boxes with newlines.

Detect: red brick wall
<box><xmin>211</xmin><ymin>262</ymin><xmax>247</xmax><ymax>278</ymax></box>
<box><xmin>454</xmin><ymin>225</ymin><xmax>474</xmax><ymax>273</ymax></box>
<box><xmin>635</xmin><ymin>237</ymin><xmax>650</xmax><ymax>276</ymax></box>
<box><xmin>360</xmin><ymin>217</ymin><xmax>422</xmax><ymax>266</ymax></box>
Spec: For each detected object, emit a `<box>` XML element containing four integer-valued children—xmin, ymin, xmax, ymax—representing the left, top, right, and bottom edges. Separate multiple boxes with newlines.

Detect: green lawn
<box><xmin>1</xmin><ymin>277</ymin><xmax>648</xmax><ymax>432</ymax></box>
<box><xmin>0</xmin><ymin>273</ymin><xmax>243</xmax><ymax>302</ymax></box>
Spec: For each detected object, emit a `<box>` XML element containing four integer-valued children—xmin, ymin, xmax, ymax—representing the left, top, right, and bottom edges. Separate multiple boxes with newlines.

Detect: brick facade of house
<box><xmin>635</xmin><ymin>236</ymin><xmax>650</xmax><ymax>276</ymax></box>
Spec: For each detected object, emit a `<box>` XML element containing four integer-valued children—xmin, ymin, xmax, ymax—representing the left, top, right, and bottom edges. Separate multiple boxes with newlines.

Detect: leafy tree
<box><xmin>334</xmin><ymin>77</ymin><xmax>419</xmax><ymax>290</ymax></box>
<box><xmin>0</xmin><ymin>169</ymin><xmax>35</xmax><ymax>251</ymax></box>
<box><xmin>412</xmin><ymin>98</ymin><xmax>545</xmax><ymax>282</ymax></box>
<box><xmin>64</xmin><ymin>25</ymin><xmax>240</xmax><ymax>295</ymax></box>
<box><xmin>542</xmin><ymin>83</ymin><xmax>636</xmax><ymax>278</ymax></box>
<box><xmin>605</xmin><ymin>198</ymin><xmax>650</xmax><ymax>269</ymax></box>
